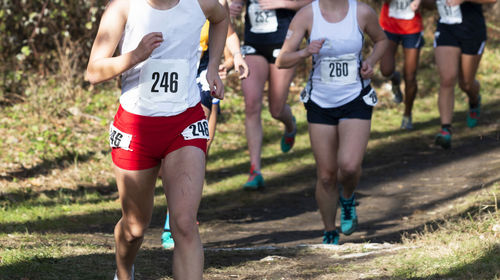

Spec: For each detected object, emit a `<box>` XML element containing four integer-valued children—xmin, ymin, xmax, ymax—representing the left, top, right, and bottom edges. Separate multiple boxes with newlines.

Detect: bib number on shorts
<box><xmin>139</xmin><ymin>59</ymin><xmax>190</xmax><ymax>112</ymax></box>
<box><xmin>320</xmin><ymin>54</ymin><xmax>358</xmax><ymax>85</ymax></box>
<box><xmin>362</xmin><ymin>88</ymin><xmax>378</xmax><ymax>107</ymax></box>
<box><xmin>388</xmin><ymin>0</ymin><xmax>415</xmax><ymax>20</ymax></box>
<box><xmin>109</xmin><ymin>123</ymin><xmax>133</xmax><ymax>151</ymax></box>
<box><xmin>248</xmin><ymin>1</ymin><xmax>278</xmax><ymax>34</ymax></box>
<box><xmin>437</xmin><ymin>0</ymin><xmax>462</xmax><ymax>24</ymax></box>
<box><xmin>181</xmin><ymin>120</ymin><xmax>210</xmax><ymax>140</ymax></box>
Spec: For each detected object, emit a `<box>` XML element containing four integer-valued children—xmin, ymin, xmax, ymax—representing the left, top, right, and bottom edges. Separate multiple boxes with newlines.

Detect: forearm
<box><xmin>276</xmin><ymin>48</ymin><xmax>308</xmax><ymax>69</ymax></box>
<box><xmin>365</xmin><ymin>38</ymin><xmax>389</xmax><ymax>68</ymax></box>
<box><xmin>225</xmin><ymin>32</ymin><xmax>241</xmax><ymax>57</ymax></box>
<box><xmin>283</xmin><ymin>0</ymin><xmax>313</xmax><ymax>10</ymax></box>
<box><xmin>86</xmin><ymin>51</ymin><xmax>139</xmax><ymax>85</ymax></box>
<box><xmin>208</xmin><ymin>17</ymin><xmax>229</xmax><ymax>71</ymax></box>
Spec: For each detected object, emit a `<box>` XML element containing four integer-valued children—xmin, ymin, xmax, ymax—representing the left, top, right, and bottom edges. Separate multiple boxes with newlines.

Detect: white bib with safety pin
<box><xmin>138</xmin><ymin>59</ymin><xmax>190</xmax><ymax>114</ymax></box>
<box><xmin>248</xmin><ymin>2</ymin><xmax>278</xmax><ymax>34</ymax></box>
<box><xmin>362</xmin><ymin>88</ymin><xmax>378</xmax><ymax>107</ymax></box>
<box><xmin>109</xmin><ymin>123</ymin><xmax>133</xmax><ymax>151</ymax></box>
<box><xmin>181</xmin><ymin>119</ymin><xmax>210</xmax><ymax>140</ymax></box>
<box><xmin>388</xmin><ymin>0</ymin><xmax>415</xmax><ymax>20</ymax></box>
<box><xmin>320</xmin><ymin>54</ymin><xmax>359</xmax><ymax>85</ymax></box>
<box><xmin>437</xmin><ymin>0</ymin><xmax>462</xmax><ymax>24</ymax></box>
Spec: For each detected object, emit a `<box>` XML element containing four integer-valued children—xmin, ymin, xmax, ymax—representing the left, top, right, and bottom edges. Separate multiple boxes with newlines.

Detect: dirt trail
<box><xmin>139</xmin><ymin>119</ymin><xmax>500</xmax><ymax>250</ymax></box>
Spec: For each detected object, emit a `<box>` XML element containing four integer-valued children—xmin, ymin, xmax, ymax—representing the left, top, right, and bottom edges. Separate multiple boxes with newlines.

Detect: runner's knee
<box><xmin>458</xmin><ymin>79</ymin><xmax>476</xmax><ymax>93</ymax></box>
<box><xmin>171</xmin><ymin>213</ymin><xmax>198</xmax><ymax>242</ymax></box>
<box><xmin>120</xmin><ymin>220</ymin><xmax>149</xmax><ymax>243</ymax></box>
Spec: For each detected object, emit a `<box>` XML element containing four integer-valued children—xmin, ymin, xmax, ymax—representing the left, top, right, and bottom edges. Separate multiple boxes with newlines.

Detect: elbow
<box><xmin>85</xmin><ymin>70</ymin><xmax>102</xmax><ymax>85</ymax></box>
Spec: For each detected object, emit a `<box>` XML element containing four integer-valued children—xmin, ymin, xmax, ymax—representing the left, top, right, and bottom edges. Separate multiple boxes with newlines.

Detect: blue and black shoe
<box><xmin>467</xmin><ymin>95</ymin><xmax>481</xmax><ymax>128</ymax></box>
<box><xmin>339</xmin><ymin>194</ymin><xmax>358</xmax><ymax>236</ymax></box>
<box><xmin>435</xmin><ymin>127</ymin><xmax>452</xmax><ymax>149</ymax></box>
<box><xmin>323</xmin><ymin>230</ymin><xmax>340</xmax><ymax>245</ymax></box>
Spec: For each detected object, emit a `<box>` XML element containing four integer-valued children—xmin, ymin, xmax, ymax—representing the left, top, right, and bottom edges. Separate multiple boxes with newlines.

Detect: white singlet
<box><xmin>303</xmin><ymin>0</ymin><xmax>368</xmax><ymax>108</ymax></box>
<box><xmin>388</xmin><ymin>0</ymin><xmax>415</xmax><ymax>20</ymax></box>
<box><xmin>119</xmin><ymin>0</ymin><xmax>206</xmax><ymax>117</ymax></box>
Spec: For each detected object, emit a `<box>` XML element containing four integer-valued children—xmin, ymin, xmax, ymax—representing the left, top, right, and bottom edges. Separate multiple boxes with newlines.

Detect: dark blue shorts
<box><xmin>434</xmin><ymin>25</ymin><xmax>486</xmax><ymax>55</ymax></box>
<box><xmin>305</xmin><ymin>86</ymin><xmax>375</xmax><ymax>126</ymax></box>
<box><xmin>384</xmin><ymin>31</ymin><xmax>425</xmax><ymax>49</ymax></box>
<box><xmin>241</xmin><ymin>43</ymin><xmax>283</xmax><ymax>64</ymax></box>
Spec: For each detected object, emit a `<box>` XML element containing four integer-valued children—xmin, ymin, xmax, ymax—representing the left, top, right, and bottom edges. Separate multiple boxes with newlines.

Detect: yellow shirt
<box><xmin>199</xmin><ymin>20</ymin><xmax>210</xmax><ymax>53</ymax></box>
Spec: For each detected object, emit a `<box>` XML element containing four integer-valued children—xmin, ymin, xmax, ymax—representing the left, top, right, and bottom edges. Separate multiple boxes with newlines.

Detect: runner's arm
<box><xmin>200</xmin><ymin>0</ymin><xmax>229</xmax><ymax>99</ymax></box>
<box><xmin>358</xmin><ymin>2</ymin><xmax>388</xmax><ymax>79</ymax></box>
<box><xmin>258</xmin><ymin>0</ymin><xmax>313</xmax><ymax>11</ymax></box>
<box><xmin>276</xmin><ymin>6</ymin><xmax>315</xmax><ymax>69</ymax></box>
<box><xmin>86</xmin><ymin>0</ymin><xmax>163</xmax><ymax>84</ymax></box>
<box><xmin>222</xmin><ymin>0</ymin><xmax>249</xmax><ymax>79</ymax></box>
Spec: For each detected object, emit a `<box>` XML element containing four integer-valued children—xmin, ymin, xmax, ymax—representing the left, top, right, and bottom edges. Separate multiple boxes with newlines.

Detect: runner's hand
<box><xmin>446</xmin><ymin>0</ymin><xmax>463</xmax><ymax>6</ymax></box>
<box><xmin>410</xmin><ymin>0</ymin><xmax>421</xmax><ymax>11</ymax></box>
<box><xmin>360</xmin><ymin>61</ymin><xmax>374</xmax><ymax>79</ymax></box>
<box><xmin>207</xmin><ymin>67</ymin><xmax>224</xmax><ymax>100</ymax></box>
<box><xmin>218</xmin><ymin>64</ymin><xmax>228</xmax><ymax>80</ymax></box>
<box><xmin>133</xmin><ymin>32</ymin><xmax>163</xmax><ymax>62</ymax></box>
<box><xmin>234</xmin><ymin>53</ymin><xmax>249</xmax><ymax>79</ymax></box>
<box><xmin>305</xmin><ymin>39</ymin><xmax>325</xmax><ymax>56</ymax></box>
<box><xmin>229</xmin><ymin>1</ymin><xmax>243</xmax><ymax>17</ymax></box>
<box><xmin>258</xmin><ymin>0</ymin><xmax>286</xmax><ymax>10</ymax></box>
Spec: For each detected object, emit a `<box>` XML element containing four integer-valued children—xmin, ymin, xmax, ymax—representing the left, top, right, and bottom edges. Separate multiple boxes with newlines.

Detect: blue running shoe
<box><xmin>466</xmin><ymin>95</ymin><xmax>481</xmax><ymax>128</ymax></box>
<box><xmin>243</xmin><ymin>166</ymin><xmax>264</xmax><ymax>190</ymax></box>
<box><xmin>339</xmin><ymin>194</ymin><xmax>358</xmax><ymax>236</ymax></box>
<box><xmin>435</xmin><ymin>128</ymin><xmax>452</xmax><ymax>149</ymax></box>
<box><xmin>281</xmin><ymin>116</ymin><xmax>297</xmax><ymax>153</ymax></box>
<box><xmin>323</xmin><ymin>230</ymin><xmax>340</xmax><ymax>245</ymax></box>
<box><xmin>161</xmin><ymin>230</ymin><xmax>175</xmax><ymax>249</ymax></box>
<box><xmin>162</xmin><ymin>213</ymin><xmax>174</xmax><ymax>249</ymax></box>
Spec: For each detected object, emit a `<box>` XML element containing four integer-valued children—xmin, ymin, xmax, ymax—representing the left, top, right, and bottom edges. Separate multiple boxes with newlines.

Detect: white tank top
<box><xmin>302</xmin><ymin>0</ymin><xmax>368</xmax><ymax>108</ymax></box>
<box><xmin>119</xmin><ymin>0</ymin><xmax>206</xmax><ymax>116</ymax></box>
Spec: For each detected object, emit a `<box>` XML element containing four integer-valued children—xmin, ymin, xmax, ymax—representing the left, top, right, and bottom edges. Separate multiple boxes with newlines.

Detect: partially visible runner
<box><xmin>161</xmin><ymin>0</ymin><xmax>249</xmax><ymax>250</ymax></box>
<box><xmin>276</xmin><ymin>0</ymin><xmax>388</xmax><ymax>244</ymax></box>
<box><xmin>86</xmin><ymin>0</ymin><xmax>228</xmax><ymax>279</ymax></box>
<box><xmin>379</xmin><ymin>0</ymin><xmax>424</xmax><ymax>130</ymax></box>
<box><xmin>230</xmin><ymin>0</ymin><xmax>313</xmax><ymax>190</ymax></box>
<box><xmin>433</xmin><ymin>0</ymin><xmax>496</xmax><ymax>149</ymax></box>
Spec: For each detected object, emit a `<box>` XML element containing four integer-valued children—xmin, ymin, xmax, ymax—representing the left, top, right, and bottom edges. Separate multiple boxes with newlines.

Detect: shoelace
<box><xmin>341</xmin><ymin>200</ymin><xmax>354</xmax><ymax>220</ymax></box>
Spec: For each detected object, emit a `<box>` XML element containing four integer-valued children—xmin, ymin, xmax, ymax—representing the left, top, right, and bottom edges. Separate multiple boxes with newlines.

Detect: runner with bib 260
<box><xmin>379</xmin><ymin>0</ymin><xmax>424</xmax><ymax>130</ymax></box>
<box><xmin>433</xmin><ymin>0</ymin><xmax>496</xmax><ymax>149</ymax></box>
<box><xmin>276</xmin><ymin>0</ymin><xmax>388</xmax><ymax>244</ymax></box>
<box><xmin>86</xmin><ymin>0</ymin><xmax>228</xmax><ymax>279</ymax></box>
<box><xmin>230</xmin><ymin>0</ymin><xmax>313</xmax><ymax>190</ymax></box>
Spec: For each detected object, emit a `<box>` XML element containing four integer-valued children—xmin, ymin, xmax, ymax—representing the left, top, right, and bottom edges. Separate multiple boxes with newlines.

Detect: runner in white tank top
<box><xmin>86</xmin><ymin>0</ymin><xmax>228</xmax><ymax>279</ymax></box>
<box><xmin>277</xmin><ymin>0</ymin><xmax>388</xmax><ymax>245</ymax></box>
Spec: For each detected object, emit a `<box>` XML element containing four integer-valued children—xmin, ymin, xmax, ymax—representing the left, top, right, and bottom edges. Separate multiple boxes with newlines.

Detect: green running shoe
<box><xmin>322</xmin><ymin>230</ymin><xmax>340</xmax><ymax>245</ymax></box>
<box><xmin>243</xmin><ymin>166</ymin><xmax>264</xmax><ymax>190</ymax></box>
<box><xmin>435</xmin><ymin>128</ymin><xmax>452</xmax><ymax>149</ymax></box>
<box><xmin>281</xmin><ymin>116</ymin><xmax>297</xmax><ymax>153</ymax></box>
<box><xmin>466</xmin><ymin>95</ymin><xmax>481</xmax><ymax>128</ymax></box>
<box><xmin>339</xmin><ymin>194</ymin><xmax>358</xmax><ymax>236</ymax></box>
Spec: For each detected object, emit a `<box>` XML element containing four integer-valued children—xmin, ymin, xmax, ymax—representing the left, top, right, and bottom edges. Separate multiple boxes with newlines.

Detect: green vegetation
<box><xmin>1</xmin><ymin>5</ymin><xmax>499</xmax><ymax>280</ymax></box>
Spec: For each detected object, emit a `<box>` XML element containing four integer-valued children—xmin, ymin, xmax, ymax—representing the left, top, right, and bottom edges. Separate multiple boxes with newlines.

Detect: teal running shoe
<box><xmin>339</xmin><ymin>194</ymin><xmax>358</xmax><ymax>236</ymax></box>
<box><xmin>281</xmin><ymin>116</ymin><xmax>297</xmax><ymax>153</ymax></box>
<box><xmin>322</xmin><ymin>230</ymin><xmax>340</xmax><ymax>245</ymax></box>
<box><xmin>435</xmin><ymin>128</ymin><xmax>452</xmax><ymax>149</ymax></box>
<box><xmin>242</xmin><ymin>166</ymin><xmax>264</xmax><ymax>190</ymax></box>
<box><xmin>466</xmin><ymin>95</ymin><xmax>481</xmax><ymax>128</ymax></box>
<box><xmin>161</xmin><ymin>229</ymin><xmax>175</xmax><ymax>249</ymax></box>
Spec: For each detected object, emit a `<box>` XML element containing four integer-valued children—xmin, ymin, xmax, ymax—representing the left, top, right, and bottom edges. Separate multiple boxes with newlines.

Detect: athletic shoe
<box><xmin>466</xmin><ymin>95</ymin><xmax>481</xmax><ymax>128</ymax></box>
<box><xmin>400</xmin><ymin>115</ymin><xmax>413</xmax><ymax>130</ymax></box>
<box><xmin>161</xmin><ymin>229</ymin><xmax>175</xmax><ymax>249</ymax></box>
<box><xmin>114</xmin><ymin>265</ymin><xmax>134</xmax><ymax>280</ymax></box>
<box><xmin>391</xmin><ymin>72</ymin><xmax>403</xmax><ymax>104</ymax></box>
<box><xmin>435</xmin><ymin>128</ymin><xmax>452</xmax><ymax>149</ymax></box>
<box><xmin>242</xmin><ymin>166</ymin><xmax>264</xmax><ymax>190</ymax></box>
<box><xmin>339</xmin><ymin>194</ymin><xmax>358</xmax><ymax>236</ymax></box>
<box><xmin>322</xmin><ymin>230</ymin><xmax>340</xmax><ymax>245</ymax></box>
<box><xmin>281</xmin><ymin>116</ymin><xmax>297</xmax><ymax>153</ymax></box>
